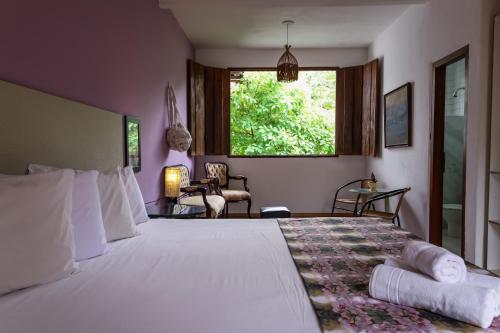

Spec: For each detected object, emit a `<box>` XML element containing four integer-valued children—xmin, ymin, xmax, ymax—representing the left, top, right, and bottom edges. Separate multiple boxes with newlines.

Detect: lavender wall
<box><xmin>0</xmin><ymin>0</ymin><xmax>193</xmax><ymax>202</ymax></box>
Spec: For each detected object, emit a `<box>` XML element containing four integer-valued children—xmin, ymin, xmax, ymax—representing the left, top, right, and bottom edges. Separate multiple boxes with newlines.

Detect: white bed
<box><xmin>0</xmin><ymin>219</ymin><xmax>321</xmax><ymax>333</ymax></box>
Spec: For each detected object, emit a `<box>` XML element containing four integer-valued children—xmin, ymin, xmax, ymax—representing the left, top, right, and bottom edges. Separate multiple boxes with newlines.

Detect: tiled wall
<box><xmin>443</xmin><ymin>59</ymin><xmax>466</xmax><ymax>205</ymax></box>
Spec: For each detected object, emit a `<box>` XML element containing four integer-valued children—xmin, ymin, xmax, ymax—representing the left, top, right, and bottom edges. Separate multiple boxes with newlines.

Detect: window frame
<box><xmin>228</xmin><ymin>66</ymin><xmax>340</xmax><ymax>158</ymax></box>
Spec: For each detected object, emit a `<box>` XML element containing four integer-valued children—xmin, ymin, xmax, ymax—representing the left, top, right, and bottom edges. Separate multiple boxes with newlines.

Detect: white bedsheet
<box><xmin>0</xmin><ymin>219</ymin><xmax>320</xmax><ymax>333</ymax></box>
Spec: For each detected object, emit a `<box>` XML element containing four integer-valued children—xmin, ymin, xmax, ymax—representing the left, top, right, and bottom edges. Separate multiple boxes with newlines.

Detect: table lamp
<box><xmin>165</xmin><ymin>167</ymin><xmax>181</xmax><ymax>202</ymax></box>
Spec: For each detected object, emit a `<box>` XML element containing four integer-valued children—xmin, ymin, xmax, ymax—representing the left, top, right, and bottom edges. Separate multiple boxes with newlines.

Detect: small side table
<box><xmin>146</xmin><ymin>199</ymin><xmax>206</xmax><ymax>219</ymax></box>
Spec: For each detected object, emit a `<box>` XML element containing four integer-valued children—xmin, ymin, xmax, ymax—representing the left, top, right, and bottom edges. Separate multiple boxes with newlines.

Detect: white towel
<box><xmin>369</xmin><ymin>264</ymin><xmax>497</xmax><ymax>328</ymax></box>
<box><xmin>384</xmin><ymin>257</ymin><xmax>415</xmax><ymax>271</ymax></box>
<box><xmin>385</xmin><ymin>257</ymin><xmax>500</xmax><ymax>316</ymax></box>
<box><xmin>401</xmin><ymin>240</ymin><xmax>466</xmax><ymax>283</ymax></box>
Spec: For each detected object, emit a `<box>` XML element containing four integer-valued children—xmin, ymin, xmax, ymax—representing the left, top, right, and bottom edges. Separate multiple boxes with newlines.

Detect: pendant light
<box><xmin>277</xmin><ymin>20</ymin><xmax>298</xmax><ymax>82</ymax></box>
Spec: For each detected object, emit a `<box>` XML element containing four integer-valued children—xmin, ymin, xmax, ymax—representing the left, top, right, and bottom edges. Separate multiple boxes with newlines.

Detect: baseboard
<box><xmin>225</xmin><ymin>212</ymin><xmax>346</xmax><ymax>218</ymax></box>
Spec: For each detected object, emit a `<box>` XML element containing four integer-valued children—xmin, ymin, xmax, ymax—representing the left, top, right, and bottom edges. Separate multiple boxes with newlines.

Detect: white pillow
<box><xmin>121</xmin><ymin>166</ymin><xmax>149</xmax><ymax>225</ymax></box>
<box><xmin>98</xmin><ymin>167</ymin><xmax>138</xmax><ymax>241</ymax></box>
<box><xmin>0</xmin><ymin>170</ymin><xmax>78</xmax><ymax>295</ymax></box>
<box><xmin>28</xmin><ymin>164</ymin><xmax>108</xmax><ymax>261</ymax></box>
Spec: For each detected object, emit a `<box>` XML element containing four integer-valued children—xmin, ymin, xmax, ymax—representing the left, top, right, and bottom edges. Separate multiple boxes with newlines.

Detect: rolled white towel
<box><xmin>401</xmin><ymin>240</ymin><xmax>466</xmax><ymax>283</ymax></box>
<box><xmin>385</xmin><ymin>257</ymin><xmax>500</xmax><ymax>316</ymax></box>
<box><xmin>369</xmin><ymin>264</ymin><xmax>497</xmax><ymax>328</ymax></box>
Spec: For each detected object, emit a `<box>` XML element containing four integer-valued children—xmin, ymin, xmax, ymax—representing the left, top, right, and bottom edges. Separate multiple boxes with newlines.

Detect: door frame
<box><xmin>429</xmin><ymin>45</ymin><xmax>469</xmax><ymax>257</ymax></box>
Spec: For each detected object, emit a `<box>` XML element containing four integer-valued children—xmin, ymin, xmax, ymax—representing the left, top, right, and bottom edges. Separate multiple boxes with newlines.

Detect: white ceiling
<box><xmin>160</xmin><ymin>0</ymin><xmax>425</xmax><ymax>49</ymax></box>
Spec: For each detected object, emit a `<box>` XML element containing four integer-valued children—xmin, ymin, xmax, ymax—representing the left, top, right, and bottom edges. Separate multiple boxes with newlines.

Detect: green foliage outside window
<box><xmin>230</xmin><ymin>70</ymin><xmax>336</xmax><ymax>156</ymax></box>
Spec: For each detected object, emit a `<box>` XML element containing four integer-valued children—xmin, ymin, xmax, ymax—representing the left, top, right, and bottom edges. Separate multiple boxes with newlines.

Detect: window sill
<box><xmin>227</xmin><ymin>155</ymin><xmax>339</xmax><ymax>159</ymax></box>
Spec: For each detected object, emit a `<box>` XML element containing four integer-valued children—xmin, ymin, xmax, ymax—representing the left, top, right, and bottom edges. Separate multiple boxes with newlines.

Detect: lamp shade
<box><xmin>277</xmin><ymin>20</ymin><xmax>298</xmax><ymax>82</ymax></box>
<box><xmin>277</xmin><ymin>45</ymin><xmax>299</xmax><ymax>82</ymax></box>
<box><xmin>165</xmin><ymin>167</ymin><xmax>181</xmax><ymax>198</ymax></box>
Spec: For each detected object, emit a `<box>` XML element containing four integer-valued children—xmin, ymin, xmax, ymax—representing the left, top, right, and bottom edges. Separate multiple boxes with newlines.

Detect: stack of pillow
<box><xmin>369</xmin><ymin>240</ymin><xmax>500</xmax><ymax>328</ymax></box>
<box><xmin>0</xmin><ymin>165</ymin><xmax>148</xmax><ymax>296</ymax></box>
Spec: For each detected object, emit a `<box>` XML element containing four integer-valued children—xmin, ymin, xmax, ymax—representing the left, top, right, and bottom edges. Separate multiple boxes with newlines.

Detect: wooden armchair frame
<box><xmin>164</xmin><ymin>165</ymin><xmax>224</xmax><ymax>218</ymax></box>
<box><xmin>204</xmin><ymin>162</ymin><xmax>251</xmax><ymax>218</ymax></box>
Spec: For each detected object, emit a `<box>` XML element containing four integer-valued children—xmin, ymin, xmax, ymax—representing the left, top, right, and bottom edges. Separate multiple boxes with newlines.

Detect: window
<box><xmin>230</xmin><ymin>69</ymin><xmax>337</xmax><ymax>157</ymax></box>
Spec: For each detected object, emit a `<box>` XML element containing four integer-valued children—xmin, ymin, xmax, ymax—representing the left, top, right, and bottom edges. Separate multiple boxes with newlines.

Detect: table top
<box><xmin>349</xmin><ymin>187</ymin><xmax>392</xmax><ymax>194</ymax></box>
<box><xmin>146</xmin><ymin>199</ymin><xmax>206</xmax><ymax>219</ymax></box>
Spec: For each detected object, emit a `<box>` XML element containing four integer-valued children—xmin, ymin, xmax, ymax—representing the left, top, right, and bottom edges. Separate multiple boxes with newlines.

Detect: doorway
<box><xmin>430</xmin><ymin>46</ymin><xmax>468</xmax><ymax>257</ymax></box>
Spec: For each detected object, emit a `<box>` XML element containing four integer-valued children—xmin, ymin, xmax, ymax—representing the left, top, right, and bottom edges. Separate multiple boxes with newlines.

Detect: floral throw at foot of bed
<box><xmin>277</xmin><ymin>217</ymin><xmax>500</xmax><ymax>333</ymax></box>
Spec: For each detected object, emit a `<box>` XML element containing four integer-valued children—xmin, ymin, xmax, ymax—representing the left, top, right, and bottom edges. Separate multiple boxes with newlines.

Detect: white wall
<box><xmin>368</xmin><ymin>0</ymin><xmax>500</xmax><ymax>265</ymax></box>
<box><xmin>194</xmin><ymin>48</ymin><xmax>369</xmax><ymax>214</ymax></box>
<box><xmin>195</xmin><ymin>156</ymin><xmax>367</xmax><ymax>214</ymax></box>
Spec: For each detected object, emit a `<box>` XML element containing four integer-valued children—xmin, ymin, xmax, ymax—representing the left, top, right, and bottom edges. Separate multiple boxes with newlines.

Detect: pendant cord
<box><xmin>286</xmin><ymin>23</ymin><xmax>289</xmax><ymax>46</ymax></box>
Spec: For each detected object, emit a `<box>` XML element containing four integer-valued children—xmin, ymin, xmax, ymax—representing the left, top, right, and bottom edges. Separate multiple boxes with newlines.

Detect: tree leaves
<box><xmin>230</xmin><ymin>71</ymin><xmax>336</xmax><ymax>156</ymax></box>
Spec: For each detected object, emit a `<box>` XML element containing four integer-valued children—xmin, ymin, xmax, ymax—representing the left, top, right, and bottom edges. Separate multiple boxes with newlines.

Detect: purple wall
<box><xmin>0</xmin><ymin>0</ymin><xmax>193</xmax><ymax>202</ymax></box>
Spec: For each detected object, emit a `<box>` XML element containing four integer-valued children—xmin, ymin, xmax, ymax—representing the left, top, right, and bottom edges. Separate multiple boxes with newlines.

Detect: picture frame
<box><xmin>124</xmin><ymin>116</ymin><xmax>141</xmax><ymax>172</ymax></box>
<box><xmin>384</xmin><ymin>83</ymin><xmax>412</xmax><ymax>148</ymax></box>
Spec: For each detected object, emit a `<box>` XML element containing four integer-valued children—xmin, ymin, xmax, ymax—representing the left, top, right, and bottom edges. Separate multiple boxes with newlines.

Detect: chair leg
<box><xmin>396</xmin><ymin>215</ymin><xmax>401</xmax><ymax>227</ymax></box>
<box><xmin>225</xmin><ymin>204</ymin><xmax>229</xmax><ymax>218</ymax></box>
<box><xmin>247</xmin><ymin>199</ymin><xmax>252</xmax><ymax>219</ymax></box>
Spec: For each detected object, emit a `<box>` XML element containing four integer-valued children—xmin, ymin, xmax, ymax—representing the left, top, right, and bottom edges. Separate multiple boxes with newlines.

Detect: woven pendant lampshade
<box><xmin>277</xmin><ymin>20</ymin><xmax>298</xmax><ymax>82</ymax></box>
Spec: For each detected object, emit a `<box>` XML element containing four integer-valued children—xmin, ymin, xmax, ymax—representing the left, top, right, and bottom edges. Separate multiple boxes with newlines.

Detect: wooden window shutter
<box><xmin>336</xmin><ymin>66</ymin><xmax>363</xmax><ymax>155</ymax></box>
<box><xmin>336</xmin><ymin>59</ymin><xmax>379</xmax><ymax>156</ymax></box>
<box><xmin>204</xmin><ymin>66</ymin><xmax>230</xmax><ymax>155</ymax></box>
<box><xmin>187</xmin><ymin>60</ymin><xmax>205</xmax><ymax>156</ymax></box>
<box><xmin>362</xmin><ymin>59</ymin><xmax>379</xmax><ymax>156</ymax></box>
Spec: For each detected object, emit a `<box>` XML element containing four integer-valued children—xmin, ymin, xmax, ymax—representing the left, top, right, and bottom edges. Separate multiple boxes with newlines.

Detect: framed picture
<box><xmin>384</xmin><ymin>83</ymin><xmax>412</xmax><ymax>148</ymax></box>
<box><xmin>125</xmin><ymin>116</ymin><xmax>141</xmax><ymax>172</ymax></box>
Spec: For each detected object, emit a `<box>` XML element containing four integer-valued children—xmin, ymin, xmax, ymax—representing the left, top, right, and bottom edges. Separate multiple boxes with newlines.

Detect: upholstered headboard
<box><xmin>0</xmin><ymin>80</ymin><xmax>124</xmax><ymax>174</ymax></box>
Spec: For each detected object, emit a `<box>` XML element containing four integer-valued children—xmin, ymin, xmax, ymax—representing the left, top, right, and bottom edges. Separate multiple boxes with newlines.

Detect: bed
<box><xmin>0</xmin><ymin>219</ymin><xmax>320</xmax><ymax>333</ymax></box>
<box><xmin>0</xmin><ymin>217</ymin><xmax>498</xmax><ymax>333</ymax></box>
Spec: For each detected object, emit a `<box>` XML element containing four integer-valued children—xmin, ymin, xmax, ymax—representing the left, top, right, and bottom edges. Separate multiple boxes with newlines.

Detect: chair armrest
<box><xmin>336</xmin><ymin>179</ymin><xmax>369</xmax><ymax>193</ymax></box>
<box><xmin>191</xmin><ymin>178</ymin><xmax>211</xmax><ymax>185</ymax></box>
<box><xmin>332</xmin><ymin>179</ymin><xmax>370</xmax><ymax>215</ymax></box>
<box><xmin>359</xmin><ymin>188</ymin><xmax>408</xmax><ymax>216</ymax></box>
<box><xmin>180</xmin><ymin>186</ymin><xmax>210</xmax><ymax>216</ymax></box>
<box><xmin>192</xmin><ymin>177</ymin><xmax>223</xmax><ymax>196</ymax></box>
<box><xmin>229</xmin><ymin>175</ymin><xmax>249</xmax><ymax>192</ymax></box>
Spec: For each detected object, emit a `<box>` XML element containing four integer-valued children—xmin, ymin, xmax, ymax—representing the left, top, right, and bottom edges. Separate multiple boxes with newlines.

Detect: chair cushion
<box><xmin>178</xmin><ymin>165</ymin><xmax>191</xmax><ymax>188</ymax></box>
<box><xmin>206</xmin><ymin>163</ymin><xmax>228</xmax><ymax>187</ymax></box>
<box><xmin>221</xmin><ymin>189</ymin><xmax>251</xmax><ymax>202</ymax></box>
<box><xmin>179</xmin><ymin>195</ymin><xmax>225</xmax><ymax>218</ymax></box>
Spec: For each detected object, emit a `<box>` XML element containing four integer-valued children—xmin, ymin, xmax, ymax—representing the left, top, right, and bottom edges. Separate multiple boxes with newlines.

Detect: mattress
<box><xmin>0</xmin><ymin>219</ymin><xmax>321</xmax><ymax>333</ymax></box>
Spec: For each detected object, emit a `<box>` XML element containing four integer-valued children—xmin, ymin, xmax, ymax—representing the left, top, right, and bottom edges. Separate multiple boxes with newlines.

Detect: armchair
<box><xmin>204</xmin><ymin>162</ymin><xmax>251</xmax><ymax>218</ymax></box>
<box><xmin>164</xmin><ymin>165</ymin><xmax>225</xmax><ymax>218</ymax></box>
<box><xmin>359</xmin><ymin>188</ymin><xmax>411</xmax><ymax>226</ymax></box>
<box><xmin>331</xmin><ymin>178</ymin><xmax>372</xmax><ymax>216</ymax></box>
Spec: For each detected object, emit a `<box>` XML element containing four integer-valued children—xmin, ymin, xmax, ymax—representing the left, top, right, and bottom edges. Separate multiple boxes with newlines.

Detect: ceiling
<box><xmin>159</xmin><ymin>0</ymin><xmax>426</xmax><ymax>49</ymax></box>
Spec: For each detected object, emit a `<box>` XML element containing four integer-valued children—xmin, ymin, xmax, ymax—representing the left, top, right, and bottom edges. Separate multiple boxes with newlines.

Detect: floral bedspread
<box><xmin>277</xmin><ymin>217</ymin><xmax>500</xmax><ymax>333</ymax></box>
